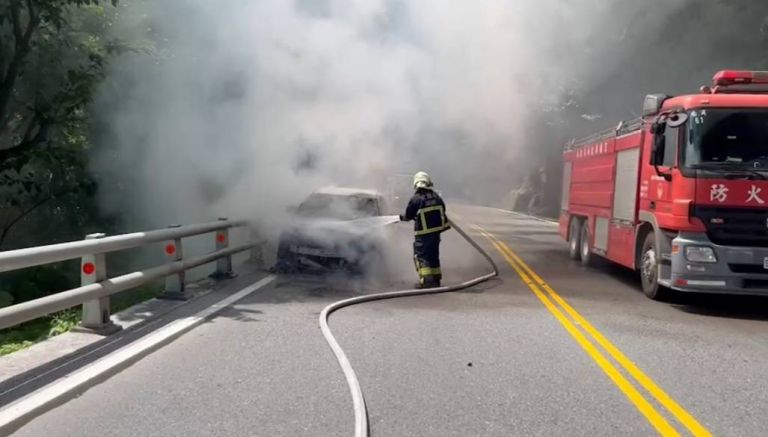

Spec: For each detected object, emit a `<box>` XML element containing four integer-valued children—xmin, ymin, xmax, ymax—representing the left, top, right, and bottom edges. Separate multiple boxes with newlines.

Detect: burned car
<box><xmin>274</xmin><ymin>187</ymin><xmax>396</xmax><ymax>274</ymax></box>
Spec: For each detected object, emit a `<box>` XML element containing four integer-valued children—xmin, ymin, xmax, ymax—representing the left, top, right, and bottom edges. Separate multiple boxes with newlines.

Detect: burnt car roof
<box><xmin>314</xmin><ymin>186</ymin><xmax>382</xmax><ymax>198</ymax></box>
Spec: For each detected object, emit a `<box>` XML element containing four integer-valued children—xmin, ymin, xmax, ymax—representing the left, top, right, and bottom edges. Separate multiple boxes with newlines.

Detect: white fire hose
<box><xmin>319</xmin><ymin>220</ymin><xmax>499</xmax><ymax>437</ymax></box>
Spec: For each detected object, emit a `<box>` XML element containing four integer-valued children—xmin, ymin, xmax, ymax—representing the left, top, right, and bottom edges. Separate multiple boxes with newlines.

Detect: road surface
<box><xmin>11</xmin><ymin>205</ymin><xmax>768</xmax><ymax>436</ymax></box>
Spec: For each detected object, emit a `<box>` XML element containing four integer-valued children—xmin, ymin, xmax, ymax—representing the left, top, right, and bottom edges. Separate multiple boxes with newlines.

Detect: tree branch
<box><xmin>0</xmin><ymin>0</ymin><xmax>40</xmax><ymax>137</ymax></box>
<box><xmin>0</xmin><ymin>188</ymin><xmax>69</xmax><ymax>250</ymax></box>
<box><xmin>21</xmin><ymin>112</ymin><xmax>39</xmax><ymax>142</ymax></box>
<box><xmin>0</xmin><ymin>177</ymin><xmax>79</xmax><ymax>249</ymax></box>
<box><xmin>0</xmin><ymin>116</ymin><xmax>50</xmax><ymax>164</ymax></box>
<box><xmin>10</xmin><ymin>3</ymin><xmax>24</xmax><ymax>42</ymax></box>
<box><xmin>23</xmin><ymin>0</ymin><xmax>39</xmax><ymax>43</ymax></box>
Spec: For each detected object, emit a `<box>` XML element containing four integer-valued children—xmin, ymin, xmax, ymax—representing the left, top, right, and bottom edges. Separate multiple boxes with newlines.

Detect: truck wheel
<box><xmin>568</xmin><ymin>219</ymin><xmax>581</xmax><ymax>261</ymax></box>
<box><xmin>579</xmin><ymin>222</ymin><xmax>593</xmax><ymax>267</ymax></box>
<box><xmin>639</xmin><ymin>232</ymin><xmax>669</xmax><ymax>300</ymax></box>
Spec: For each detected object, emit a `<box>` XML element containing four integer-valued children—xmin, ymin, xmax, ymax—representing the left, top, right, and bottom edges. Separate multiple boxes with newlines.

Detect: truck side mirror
<box><xmin>667</xmin><ymin>112</ymin><xmax>688</xmax><ymax>128</ymax></box>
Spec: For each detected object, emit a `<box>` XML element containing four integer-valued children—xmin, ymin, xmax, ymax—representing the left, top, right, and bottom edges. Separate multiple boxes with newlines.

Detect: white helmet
<box><xmin>413</xmin><ymin>171</ymin><xmax>433</xmax><ymax>189</ymax></box>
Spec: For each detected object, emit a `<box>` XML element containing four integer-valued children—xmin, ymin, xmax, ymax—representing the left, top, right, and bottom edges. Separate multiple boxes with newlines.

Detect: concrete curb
<box><xmin>0</xmin><ymin>279</ymin><xmax>213</xmax><ymax>390</ymax></box>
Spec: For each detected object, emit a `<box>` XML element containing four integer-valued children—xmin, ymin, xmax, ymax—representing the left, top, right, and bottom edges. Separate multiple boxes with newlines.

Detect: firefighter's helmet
<box><xmin>413</xmin><ymin>171</ymin><xmax>433</xmax><ymax>189</ymax></box>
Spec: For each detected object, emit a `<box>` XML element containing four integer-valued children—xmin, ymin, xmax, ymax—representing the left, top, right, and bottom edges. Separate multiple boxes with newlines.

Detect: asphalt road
<box><xmin>12</xmin><ymin>205</ymin><xmax>768</xmax><ymax>436</ymax></box>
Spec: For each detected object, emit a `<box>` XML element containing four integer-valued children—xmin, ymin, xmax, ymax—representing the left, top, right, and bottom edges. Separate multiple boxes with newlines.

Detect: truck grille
<box><xmin>694</xmin><ymin>206</ymin><xmax>768</xmax><ymax>247</ymax></box>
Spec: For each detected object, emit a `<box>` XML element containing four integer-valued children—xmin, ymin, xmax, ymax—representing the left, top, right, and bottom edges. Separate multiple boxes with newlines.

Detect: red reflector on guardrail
<box><xmin>82</xmin><ymin>262</ymin><xmax>95</xmax><ymax>275</ymax></box>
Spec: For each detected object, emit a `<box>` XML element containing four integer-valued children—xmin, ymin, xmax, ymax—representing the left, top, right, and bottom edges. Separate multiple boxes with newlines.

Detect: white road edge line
<box><xmin>0</xmin><ymin>274</ymin><xmax>276</xmax><ymax>435</ymax></box>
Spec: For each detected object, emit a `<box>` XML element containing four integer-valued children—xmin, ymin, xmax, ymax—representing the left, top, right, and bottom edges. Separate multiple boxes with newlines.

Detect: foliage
<box><xmin>0</xmin><ymin>0</ymin><xmax>128</xmax><ymax>250</ymax></box>
<box><xmin>1</xmin><ymin>0</ymin><xmax>120</xmax><ymax>163</ymax></box>
<box><xmin>0</xmin><ymin>262</ymin><xmax>78</xmax><ymax>305</ymax></box>
<box><xmin>0</xmin><ymin>308</ymin><xmax>79</xmax><ymax>356</ymax></box>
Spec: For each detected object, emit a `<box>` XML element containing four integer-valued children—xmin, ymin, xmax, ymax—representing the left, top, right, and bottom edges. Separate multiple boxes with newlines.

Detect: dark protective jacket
<box><xmin>402</xmin><ymin>188</ymin><xmax>450</xmax><ymax>236</ymax></box>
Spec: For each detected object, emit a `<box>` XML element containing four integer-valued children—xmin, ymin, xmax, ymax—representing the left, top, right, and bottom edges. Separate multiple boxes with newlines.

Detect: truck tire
<box><xmin>568</xmin><ymin>218</ymin><xmax>581</xmax><ymax>261</ymax></box>
<box><xmin>579</xmin><ymin>222</ymin><xmax>594</xmax><ymax>267</ymax></box>
<box><xmin>639</xmin><ymin>231</ymin><xmax>670</xmax><ymax>300</ymax></box>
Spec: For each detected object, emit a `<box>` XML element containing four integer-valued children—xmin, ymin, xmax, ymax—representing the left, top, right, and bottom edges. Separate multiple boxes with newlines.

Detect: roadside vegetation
<box><xmin>0</xmin><ymin>0</ymin><xmax>155</xmax><ymax>352</ymax></box>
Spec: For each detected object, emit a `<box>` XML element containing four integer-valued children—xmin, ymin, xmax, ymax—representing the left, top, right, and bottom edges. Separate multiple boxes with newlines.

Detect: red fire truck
<box><xmin>560</xmin><ymin>70</ymin><xmax>768</xmax><ymax>299</ymax></box>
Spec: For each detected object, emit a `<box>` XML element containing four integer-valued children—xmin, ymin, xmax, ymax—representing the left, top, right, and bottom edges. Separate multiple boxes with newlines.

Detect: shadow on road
<box><xmin>217</xmin><ymin>307</ymin><xmax>265</xmax><ymax>323</ymax></box>
<box><xmin>668</xmin><ymin>295</ymin><xmax>768</xmax><ymax>321</ymax></box>
<box><xmin>586</xmin><ymin>255</ymin><xmax>768</xmax><ymax>322</ymax></box>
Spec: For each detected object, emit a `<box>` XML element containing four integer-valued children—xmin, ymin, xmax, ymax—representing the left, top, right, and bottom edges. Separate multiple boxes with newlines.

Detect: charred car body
<box><xmin>275</xmin><ymin>187</ymin><xmax>394</xmax><ymax>274</ymax></box>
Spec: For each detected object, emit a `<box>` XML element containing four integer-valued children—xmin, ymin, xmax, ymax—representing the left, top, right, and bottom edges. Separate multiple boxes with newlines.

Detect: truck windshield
<box><xmin>684</xmin><ymin>109</ymin><xmax>768</xmax><ymax>169</ymax></box>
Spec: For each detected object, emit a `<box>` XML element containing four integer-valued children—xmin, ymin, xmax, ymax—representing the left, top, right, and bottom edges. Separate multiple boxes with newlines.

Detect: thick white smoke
<box><xmin>91</xmin><ymin>0</ymin><xmax>687</xmax><ymax>235</ymax></box>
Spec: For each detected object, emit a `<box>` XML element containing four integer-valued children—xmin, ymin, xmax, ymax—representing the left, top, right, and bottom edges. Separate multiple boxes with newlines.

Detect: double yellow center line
<box><xmin>474</xmin><ymin>226</ymin><xmax>711</xmax><ymax>437</ymax></box>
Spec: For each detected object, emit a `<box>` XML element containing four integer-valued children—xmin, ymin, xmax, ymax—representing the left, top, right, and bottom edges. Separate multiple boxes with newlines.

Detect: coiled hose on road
<box><xmin>319</xmin><ymin>221</ymin><xmax>499</xmax><ymax>437</ymax></box>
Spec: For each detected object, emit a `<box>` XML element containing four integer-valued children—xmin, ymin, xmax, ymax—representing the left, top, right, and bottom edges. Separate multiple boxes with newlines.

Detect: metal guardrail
<box><xmin>0</xmin><ymin>218</ymin><xmax>261</xmax><ymax>333</ymax></box>
<box><xmin>0</xmin><ymin>220</ymin><xmax>246</xmax><ymax>274</ymax></box>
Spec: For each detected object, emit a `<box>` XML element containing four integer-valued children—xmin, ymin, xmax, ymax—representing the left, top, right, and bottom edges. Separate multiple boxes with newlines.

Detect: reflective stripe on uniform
<box><xmin>415</xmin><ymin>224</ymin><xmax>449</xmax><ymax>236</ymax></box>
<box><xmin>418</xmin><ymin>266</ymin><xmax>442</xmax><ymax>277</ymax></box>
<box><xmin>415</xmin><ymin>205</ymin><xmax>447</xmax><ymax>236</ymax></box>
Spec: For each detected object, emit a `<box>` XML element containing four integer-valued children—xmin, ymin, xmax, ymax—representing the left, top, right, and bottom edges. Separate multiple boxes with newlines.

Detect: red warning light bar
<box><xmin>713</xmin><ymin>70</ymin><xmax>768</xmax><ymax>86</ymax></box>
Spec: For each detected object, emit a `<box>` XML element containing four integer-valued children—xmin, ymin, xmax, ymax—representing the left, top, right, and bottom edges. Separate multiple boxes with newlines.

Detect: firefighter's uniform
<box><xmin>401</xmin><ymin>172</ymin><xmax>450</xmax><ymax>288</ymax></box>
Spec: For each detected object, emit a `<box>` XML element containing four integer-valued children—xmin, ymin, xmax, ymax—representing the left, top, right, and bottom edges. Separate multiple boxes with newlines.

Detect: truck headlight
<box><xmin>684</xmin><ymin>246</ymin><xmax>717</xmax><ymax>263</ymax></box>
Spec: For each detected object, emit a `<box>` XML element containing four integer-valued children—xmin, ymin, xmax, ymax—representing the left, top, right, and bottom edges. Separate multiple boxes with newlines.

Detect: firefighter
<box><xmin>399</xmin><ymin>171</ymin><xmax>450</xmax><ymax>288</ymax></box>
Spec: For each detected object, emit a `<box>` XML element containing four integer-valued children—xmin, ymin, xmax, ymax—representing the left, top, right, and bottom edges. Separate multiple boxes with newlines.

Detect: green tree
<box><xmin>0</xmin><ymin>0</ymin><xmax>123</xmax><ymax>249</ymax></box>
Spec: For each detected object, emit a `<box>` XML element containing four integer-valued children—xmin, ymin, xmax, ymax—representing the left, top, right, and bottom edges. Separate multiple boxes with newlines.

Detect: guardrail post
<box><xmin>210</xmin><ymin>218</ymin><xmax>237</xmax><ymax>279</ymax></box>
<box><xmin>77</xmin><ymin>233</ymin><xmax>121</xmax><ymax>335</ymax></box>
<box><xmin>159</xmin><ymin>224</ymin><xmax>191</xmax><ymax>300</ymax></box>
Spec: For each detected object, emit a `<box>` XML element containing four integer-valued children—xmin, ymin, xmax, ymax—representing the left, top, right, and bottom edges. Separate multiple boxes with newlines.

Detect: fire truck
<box><xmin>560</xmin><ymin>70</ymin><xmax>768</xmax><ymax>300</ymax></box>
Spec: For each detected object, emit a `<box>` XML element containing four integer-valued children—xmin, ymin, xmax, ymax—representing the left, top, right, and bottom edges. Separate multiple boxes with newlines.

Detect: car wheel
<box><xmin>639</xmin><ymin>231</ymin><xmax>670</xmax><ymax>300</ymax></box>
<box><xmin>568</xmin><ymin>218</ymin><xmax>581</xmax><ymax>261</ymax></box>
<box><xmin>275</xmin><ymin>241</ymin><xmax>297</xmax><ymax>273</ymax></box>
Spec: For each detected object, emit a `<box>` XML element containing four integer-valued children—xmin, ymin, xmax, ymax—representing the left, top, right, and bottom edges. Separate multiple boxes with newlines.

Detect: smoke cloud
<box><xmin>91</xmin><ymin>0</ymin><xmax>692</xmax><ymax>233</ymax></box>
